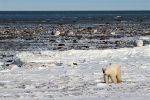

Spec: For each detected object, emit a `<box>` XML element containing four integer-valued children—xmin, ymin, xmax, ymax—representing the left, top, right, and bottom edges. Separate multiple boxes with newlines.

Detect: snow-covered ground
<box><xmin>0</xmin><ymin>45</ymin><xmax>150</xmax><ymax>100</ymax></box>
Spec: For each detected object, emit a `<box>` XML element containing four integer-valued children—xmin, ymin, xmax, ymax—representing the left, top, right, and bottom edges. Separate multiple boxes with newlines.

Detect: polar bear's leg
<box><xmin>110</xmin><ymin>75</ymin><xmax>117</xmax><ymax>83</ymax></box>
<box><xmin>104</xmin><ymin>75</ymin><xmax>109</xmax><ymax>84</ymax></box>
<box><xmin>117</xmin><ymin>68</ymin><xmax>122</xmax><ymax>83</ymax></box>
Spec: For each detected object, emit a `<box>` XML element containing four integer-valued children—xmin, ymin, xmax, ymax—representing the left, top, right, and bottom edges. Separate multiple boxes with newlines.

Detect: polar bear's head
<box><xmin>102</xmin><ymin>68</ymin><xmax>109</xmax><ymax>75</ymax></box>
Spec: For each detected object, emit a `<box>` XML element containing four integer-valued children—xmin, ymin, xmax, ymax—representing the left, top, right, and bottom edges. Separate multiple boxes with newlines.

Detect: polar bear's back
<box><xmin>105</xmin><ymin>63</ymin><xmax>120</xmax><ymax>75</ymax></box>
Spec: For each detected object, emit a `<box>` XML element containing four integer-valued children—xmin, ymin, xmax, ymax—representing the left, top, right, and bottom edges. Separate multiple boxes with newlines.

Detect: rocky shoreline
<box><xmin>0</xmin><ymin>23</ymin><xmax>150</xmax><ymax>51</ymax></box>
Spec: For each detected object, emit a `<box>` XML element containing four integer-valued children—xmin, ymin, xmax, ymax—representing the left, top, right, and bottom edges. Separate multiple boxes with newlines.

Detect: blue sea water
<box><xmin>0</xmin><ymin>11</ymin><xmax>150</xmax><ymax>26</ymax></box>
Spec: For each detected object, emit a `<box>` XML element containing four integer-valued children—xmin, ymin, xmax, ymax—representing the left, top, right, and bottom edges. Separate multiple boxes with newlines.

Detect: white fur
<box><xmin>105</xmin><ymin>65</ymin><xmax>117</xmax><ymax>75</ymax></box>
<box><xmin>103</xmin><ymin>63</ymin><xmax>122</xmax><ymax>84</ymax></box>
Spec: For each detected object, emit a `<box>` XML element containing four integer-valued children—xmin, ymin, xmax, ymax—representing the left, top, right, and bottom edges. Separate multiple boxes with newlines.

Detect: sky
<box><xmin>0</xmin><ymin>0</ymin><xmax>149</xmax><ymax>11</ymax></box>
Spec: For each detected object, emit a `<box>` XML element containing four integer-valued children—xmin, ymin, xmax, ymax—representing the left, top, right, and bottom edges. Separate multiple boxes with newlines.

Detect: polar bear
<box><xmin>102</xmin><ymin>63</ymin><xmax>122</xmax><ymax>84</ymax></box>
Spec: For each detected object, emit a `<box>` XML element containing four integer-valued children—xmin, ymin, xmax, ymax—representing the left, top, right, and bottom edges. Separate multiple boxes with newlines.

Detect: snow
<box><xmin>0</xmin><ymin>45</ymin><xmax>150</xmax><ymax>99</ymax></box>
<box><xmin>110</xmin><ymin>32</ymin><xmax>115</xmax><ymax>35</ymax></box>
<box><xmin>133</xmin><ymin>40</ymin><xmax>143</xmax><ymax>47</ymax></box>
<box><xmin>55</xmin><ymin>31</ymin><xmax>61</xmax><ymax>36</ymax></box>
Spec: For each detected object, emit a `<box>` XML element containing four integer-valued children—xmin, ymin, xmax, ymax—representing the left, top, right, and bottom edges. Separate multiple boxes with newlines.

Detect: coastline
<box><xmin>0</xmin><ymin>23</ymin><xmax>149</xmax><ymax>51</ymax></box>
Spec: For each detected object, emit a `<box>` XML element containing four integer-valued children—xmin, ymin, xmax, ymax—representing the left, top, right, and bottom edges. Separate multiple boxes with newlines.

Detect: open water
<box><xmin>0</xmin><ymin>11</ymin><xmax>150</xmax><ymax>26</ymax></box>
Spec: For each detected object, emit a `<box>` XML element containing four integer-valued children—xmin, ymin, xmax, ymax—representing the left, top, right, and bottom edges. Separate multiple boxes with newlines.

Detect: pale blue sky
<box><xmin>0</xmin><ymin>0</ymin><xmax>149</xmax><ymax>11</ymax></box>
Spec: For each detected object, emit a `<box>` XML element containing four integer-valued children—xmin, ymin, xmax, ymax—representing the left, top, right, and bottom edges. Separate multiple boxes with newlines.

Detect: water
<box><xmin>0</xmin><ymin>11</ymin><xmax>150</xmax><ymax>26</ymax></box>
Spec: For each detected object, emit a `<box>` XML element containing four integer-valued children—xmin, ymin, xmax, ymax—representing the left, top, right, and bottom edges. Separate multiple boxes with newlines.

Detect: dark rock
<box><xmin>73</xmin><ymin>63</ymin><xmax>78</xmax><ymax>65</ymax></box>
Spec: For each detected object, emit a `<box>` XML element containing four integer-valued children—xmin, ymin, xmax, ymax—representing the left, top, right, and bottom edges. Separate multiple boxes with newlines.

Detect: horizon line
<box><xmin>0</xmin><ymin>9</ymin><xmax>150</xmax><ymax>11</ymax></box>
